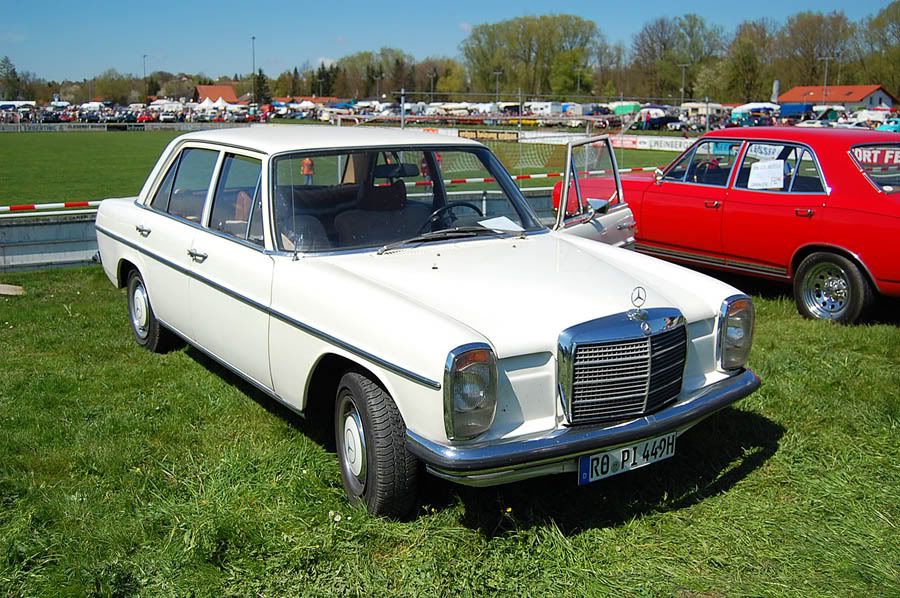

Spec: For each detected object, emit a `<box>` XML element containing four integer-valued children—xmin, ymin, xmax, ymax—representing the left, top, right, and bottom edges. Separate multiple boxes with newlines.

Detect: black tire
<box><xmin>793</xmin><ymin>252</ymin><xmax>873</xmax><ymax>324</ymax></box>
<box><xmin>126</xmin><ymin>270</ymin><xmax>176</xmax><ymax>352</ymax></box>
<box><xmin>334</xmin><ymin>371</ymin><xmax>419</xmax><ymax>518</ymax></box>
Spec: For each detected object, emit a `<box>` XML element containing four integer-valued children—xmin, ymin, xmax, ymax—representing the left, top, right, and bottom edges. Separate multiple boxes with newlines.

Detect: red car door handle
<box><xmin>704</xmin><ymin>201</ymin><xmax>720</xmax><ymax>209</ymax></box>
<box><xmin>795</xmin><ymin>208</ymin><xmax>814</xmax><ymax>218</ymax></box>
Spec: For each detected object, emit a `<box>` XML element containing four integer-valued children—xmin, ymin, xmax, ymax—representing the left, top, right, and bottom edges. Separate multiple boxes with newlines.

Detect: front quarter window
<box><xmin>851</xmin><ymin>145</ymin><xmax>900</xmax><ymax>193</ymax></box>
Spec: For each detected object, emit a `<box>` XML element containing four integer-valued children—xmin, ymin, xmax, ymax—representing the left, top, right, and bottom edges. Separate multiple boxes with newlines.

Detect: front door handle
<box><xmin>187</xmin><ymin>249</ymin><xmax>208</xmax><ymax>263</ymax></box>
<box><xmin>135</xmin><ymin>225</ymin><xmax>151</xmax><ymax>237</ymax></box>
<box><xmin>617</xmin><ymin>220</ymin><xmax>636</xmax><ymax>231</ymax></box>
<box><xmin>704</xmin><ymin>201</ymin><xmax>721</xmax><ymax>209</ymax></box>
<box><xmin>795</xmin><ymin>208</ymin><xmax>814</xmax><ymax>218</ymax></box>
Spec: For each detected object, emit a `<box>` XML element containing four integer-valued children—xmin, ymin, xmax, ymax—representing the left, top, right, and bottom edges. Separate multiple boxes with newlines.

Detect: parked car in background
<box><xmin>876</xmin><ymin>118</ymin><xmax>900</xmax><ymax>133</ymax></box>
<box><xmin>95</xmin><ymin>126</ymin><xmax>759</xmax><ymax>516</ymax></box>
<box><xmin>562</xmin><ymin>128</ymin><xmax>900</xmax><ymax>323</ymax></box>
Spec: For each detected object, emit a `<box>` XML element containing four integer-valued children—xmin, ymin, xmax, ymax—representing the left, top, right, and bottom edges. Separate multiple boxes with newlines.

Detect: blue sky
<box><xmin>0</xmin><ymin>0</ymin><xmax>886</xmax><ymax>81</ymax></box>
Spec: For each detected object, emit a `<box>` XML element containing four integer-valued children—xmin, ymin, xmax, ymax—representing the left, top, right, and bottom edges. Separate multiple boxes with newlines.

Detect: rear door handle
<box><xmin>704</xmin><ymin>201</ymin><xmax>721</xmax><ymax>209</ymax></box>
<box><xmin>617</xmin><ymin>220</ymin><xmax>636</xmax><ymax>231</ymax></box>
<box><xmin>135</xmin><ymin>225</ymin><xmax>151</xmax><ymax>237</ymax></box>
<box><xmin>187</xmin><ymin>249</ymin><xmax>208</xmax><ymax>263</ymax></box>
<box><xmin>795</xmin><ymin>208</ymin><xmax>814</xmax><ymax>218</ymax></box>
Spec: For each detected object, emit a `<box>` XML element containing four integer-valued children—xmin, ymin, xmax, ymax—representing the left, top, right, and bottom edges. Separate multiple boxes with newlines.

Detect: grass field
<box><xmin>1</xmin><ymin>270</ymin><xmax>898</xmax><ymax>596</ymax></box>
<box><xmin>0</xmin><ymin>130</ymin><xmax>676</xmax><ymax>207</ymax></box>
<box><xmin>1</xmin><ymin>130</ymin><xmax>899</xmax><ymax>596</ymax></box>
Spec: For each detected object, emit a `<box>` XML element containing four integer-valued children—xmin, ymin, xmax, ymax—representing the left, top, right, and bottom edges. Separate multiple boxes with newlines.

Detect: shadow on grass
<box><xmin>184</xmin><ymin>346</ymin><xmax>784</xmax><ymax>529</ymax></box>
<box><xmin>420</xmin><ymin>408</ymin><xmax>784</xmax><ymax>537</ymax></box>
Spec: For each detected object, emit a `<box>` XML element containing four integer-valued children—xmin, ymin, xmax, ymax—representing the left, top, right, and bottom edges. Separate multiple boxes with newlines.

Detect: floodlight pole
<box><xmin>493</xmin><ymin>70</ymin><xmax>502</xmax><ymax>103</ymax></box>
<box><xmin>142</xmin><ymin>54</ymin><xmax>148</xmax><ymax>99</ymax></box>
<box><xmin>251</xmin><ymin>35</ymin><xmax>256</xmax><ymax>104</ymax></box>
<box><xmin>678</xmin><ymin>63</ymin><xmax>689</xmax><ymax>107</ymax></box>
<box><xmin>400</xmin><ymin>88</ymin><xmax>406</xmax><ymax>129</ymax></box>
<box><xmin>374</xmin><ymin>73</ymin><xmax>384</xmax><ymax>99</ymax></box>
<box><xmin>429</xmin><ymin>70</ymin><xmax>436</xmax><ymax>100</ymax></box>
<box><xmin>818</xmin><ymin>55</ymin><xmax>834</xmax><ymax>106</ymax></box>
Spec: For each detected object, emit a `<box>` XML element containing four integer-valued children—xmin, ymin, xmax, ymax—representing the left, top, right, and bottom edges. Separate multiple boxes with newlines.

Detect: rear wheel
<box><xmin>334</xmin><ymin>371</ymin><xmax>418</xmax><ymax>518</ymax></box>
<box><xmin>793</xmin><ymin>252</ymin><xmax>873</xmax><ymax>324</ymax></box>
<box><xmin>126</xmin><ymin>270</ymin><xmax>176</xmax><ymax>352</ymax></box>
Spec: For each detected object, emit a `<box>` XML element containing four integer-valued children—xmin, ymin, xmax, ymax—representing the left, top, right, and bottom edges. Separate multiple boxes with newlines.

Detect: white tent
<box><xmin>198</xmin><ymin>97</ymin><xmax>215</xmax><ymax>109</ymax></box>
<box><xmin>212</xmin><ymin>97</ymin><xmax>230</xmax><ymax>109</ymax></box>
<box><xmin>297</xmin><ymin>100</ymin><xmax>317</xmax><ymax>109</ymax></box>
<box><xmin>732</xmin><ymin>102</ymin><xmax>779</xmax><ymax>112</ymax></box>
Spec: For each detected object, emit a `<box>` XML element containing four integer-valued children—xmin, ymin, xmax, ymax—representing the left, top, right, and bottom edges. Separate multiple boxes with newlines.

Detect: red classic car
<box><xmin>558</xmin><ymin>128</ymin><xmax>900</xmax><ymax>323</ymax></box>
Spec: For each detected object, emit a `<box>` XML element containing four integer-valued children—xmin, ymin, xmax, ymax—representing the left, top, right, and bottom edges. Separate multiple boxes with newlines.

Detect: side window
<box><xmin>167</xmin><ymin>148</ymin><xmax>218</xmax><ymax>222</ymax></box>
<box><xmin>149</xmin><ymin>156</ymin><xmax>178</xmax><ymax>211</ymax></box>
<box><xmin>208</xmin><ymin>154</ymin><xmax>263</xmax><ymax>245</ymax></box>
<box><xmin>735</xmin><ymin>143</ymin><xmax>791</xmax><ymax>191</ymax></box>
<box><xmin>734</xmin><ymin>143</ymin><xmax>824</xmax><ymax>193</ymax></box>
<box><xmin>684</xmin><ymin>141</ymin><xmax>741</xmax><ymax>187</ymax></box>
<box><xmin>791</xmin><ymin>150</ymin><xmax>825</xmax><ymax>193</ymax></box>
<box><xmin>664</xmin><ymin>149</ymin><xmax>694</xmax><ymax>182</ymax></box>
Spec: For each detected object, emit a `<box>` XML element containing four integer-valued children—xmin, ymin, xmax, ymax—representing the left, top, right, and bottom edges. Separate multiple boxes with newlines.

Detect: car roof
<box><xmin>176</xmin><ymin>124</ymin><xmax>483</xmax><ymax>154</ymax></box>
<box><xmin>703</xmin><ymin>126</ymin><xmax>900</xmax><ymax>147</ymax></box>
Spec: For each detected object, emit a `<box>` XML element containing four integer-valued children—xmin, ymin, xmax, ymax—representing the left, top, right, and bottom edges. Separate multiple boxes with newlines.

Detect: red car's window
<box><xmin>734</xmin><ymin>143</ymin><xmax>824</xmax><ymax>193</ymax></box>
<box><xmin>665</xmin><ymin>140</ymin><xmax>741</xmax><ymax>186</ymax></box>
<box><xmin>851</xmin><ymin>145</ymin><xmax>900</xmax><ymax>193</ymax></box>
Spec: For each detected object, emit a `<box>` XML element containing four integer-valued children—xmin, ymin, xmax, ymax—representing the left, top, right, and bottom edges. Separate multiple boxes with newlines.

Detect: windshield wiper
<box><xmin>376</xmin><ymin>226</ymin><xmax>517</xmax><ymax>255</ymax></box>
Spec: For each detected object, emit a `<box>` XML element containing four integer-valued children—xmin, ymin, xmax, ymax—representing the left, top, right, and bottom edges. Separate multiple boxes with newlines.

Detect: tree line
<box><xmin>1</xmin><ymin>3</ymin><xmax>897</xmax><ymax>105</ymax></box>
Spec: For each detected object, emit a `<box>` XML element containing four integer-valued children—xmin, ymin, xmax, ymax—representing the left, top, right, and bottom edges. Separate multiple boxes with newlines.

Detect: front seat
<box><xmin>334</xmin><ymin>180</ymin><xmax>429</xmax><ymax>246</ymax></box>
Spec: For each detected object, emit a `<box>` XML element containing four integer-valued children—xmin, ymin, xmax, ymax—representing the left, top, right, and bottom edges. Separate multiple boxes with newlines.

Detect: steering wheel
<box><xmin>693</xmin><ymin>159</ymin><xmax>720</xmax><ymax>182</ymax></box>
<box><xmin>417</xmin><ymin>202</ymin><xmax>484</xmax><ymax>234</ymax></box>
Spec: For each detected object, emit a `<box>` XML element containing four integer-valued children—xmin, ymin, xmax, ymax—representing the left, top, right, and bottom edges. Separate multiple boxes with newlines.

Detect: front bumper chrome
<box><xmin>406</xmin><ymin>369</ymin><xmax>760</xmax><ymax>487</ymax></box>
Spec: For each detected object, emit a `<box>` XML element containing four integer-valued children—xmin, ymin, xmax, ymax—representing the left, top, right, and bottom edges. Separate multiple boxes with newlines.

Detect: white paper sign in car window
<box><xmin>478</xmin><ymin>216</ymin><xmax>524</xmax><ymax>232</ymax></box>
<box><xmin>747</xmin><ymin>160</ymin><xmax>785</xmax><ymax>190</ymax></box>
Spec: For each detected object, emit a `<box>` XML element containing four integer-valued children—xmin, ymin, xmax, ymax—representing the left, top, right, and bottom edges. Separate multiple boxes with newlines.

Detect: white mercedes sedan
<box><xmin>96</xmin><ymin>125</ymin><xmax>759</xmax><ymax>517</ymax></box>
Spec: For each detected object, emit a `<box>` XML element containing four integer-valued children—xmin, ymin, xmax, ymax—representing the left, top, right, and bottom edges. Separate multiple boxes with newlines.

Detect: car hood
<box><xmin>317</xmin><ymin>232</ymin><xmax>737</xmax><ymax>358</ymax></box>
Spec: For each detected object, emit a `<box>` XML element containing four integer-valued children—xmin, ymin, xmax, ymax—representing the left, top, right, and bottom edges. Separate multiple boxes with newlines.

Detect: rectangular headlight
<box><xmin>444</xmin><ymin>343</ymin><xmax>498</xmax><ymax>441</ymax></box>
<box><xmin>717</xmin><ymin>295</ymin><xmax>755</xmax><ymax>371</ymax></box>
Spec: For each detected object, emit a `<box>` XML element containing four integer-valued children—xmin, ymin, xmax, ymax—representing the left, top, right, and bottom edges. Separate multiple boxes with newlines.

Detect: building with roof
<box><xmin>777</xmin><ymin>85</ymin><xmax>896</xmax><ymax>110</ymax></box>
<box><xmin>194</xmin><ymin>85</ymin><xmax>239</xmax><ymax>104</ymax></box>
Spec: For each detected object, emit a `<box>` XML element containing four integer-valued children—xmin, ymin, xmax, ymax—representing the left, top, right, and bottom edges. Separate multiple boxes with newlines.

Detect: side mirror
<box><xmin>654</xmin><ymin>168</ymin><xmax>665</xmax><ymax>184</ymax></box>
<box><xmin>587</xmin><ymin>198</ymin><xmax>610</xmax><ymax>216</ymax></box>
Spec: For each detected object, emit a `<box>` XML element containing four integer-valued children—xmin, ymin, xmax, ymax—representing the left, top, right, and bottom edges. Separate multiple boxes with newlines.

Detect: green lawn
<box><xmin>0</xmin><ymin>131</ymin><xmax>676</xmax><ymax>206</ymax></box>
<box><xmin>0</xmin><ymin>267</ymin><xmax>898</xmax><ymax>596</ymax></box>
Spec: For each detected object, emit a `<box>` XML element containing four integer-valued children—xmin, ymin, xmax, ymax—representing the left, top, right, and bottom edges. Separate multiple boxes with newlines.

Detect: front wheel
<box><xmin>793</xmin><ymin>252</ymin><xmax>873</xmax><ymax>324</ymax></box>
<box><xmin>334</xmin><ymin>371</ymin><xmax>419</xmax><ymax>518</ymax></box>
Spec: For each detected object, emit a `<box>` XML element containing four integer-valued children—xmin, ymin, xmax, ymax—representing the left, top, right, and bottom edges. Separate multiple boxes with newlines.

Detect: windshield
<box><xmin>272</xmin><ymin>146</ymin><xmax>542</xmax><ymax>252</ymax></box>
<box><xmin>851</xmin><ymin>145</ymin><xmax>900</xmax><ymax>193</ymax></box>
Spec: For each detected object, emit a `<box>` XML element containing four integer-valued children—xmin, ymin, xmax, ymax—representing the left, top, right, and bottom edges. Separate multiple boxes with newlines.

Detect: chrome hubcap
<box><xmin>802</xmin><ymin>263</ymin><xmax>850</xmax><ymax>319</ymax></box>
<box><xmin>131</xmin><ymin>283</ymin><xmax>150</xmax><ymax>338</ymax></box>
<box><xmin>342</xmin><ymin>407</ymin><xmax>366</xmax><ymax>482</ymax></box>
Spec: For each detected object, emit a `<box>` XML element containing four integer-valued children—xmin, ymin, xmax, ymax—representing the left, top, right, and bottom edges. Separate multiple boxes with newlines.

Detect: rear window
<box><xmin>851</xmin><ymin>145</ymin><xmax>900</xmax><ymax>193</ymax></box>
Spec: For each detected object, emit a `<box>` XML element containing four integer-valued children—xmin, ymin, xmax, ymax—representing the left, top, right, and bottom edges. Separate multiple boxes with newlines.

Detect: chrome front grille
<box><xmin>558</xmin><ymin>309</ymin><xmax>687</xmax><ymax>426</ymax></box>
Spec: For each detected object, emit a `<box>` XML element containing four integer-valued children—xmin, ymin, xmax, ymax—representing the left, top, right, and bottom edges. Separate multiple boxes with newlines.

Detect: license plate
<box><xmin>578</xmin><ymin>432</ymin><xmax>677</xmax><ymax>485</ymax></box>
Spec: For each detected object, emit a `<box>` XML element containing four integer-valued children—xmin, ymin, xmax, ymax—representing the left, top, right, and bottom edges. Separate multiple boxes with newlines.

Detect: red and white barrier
<box><xmin>405</xmin><ymin>167</ymin><xmax>657</xmax><ymax>187</ymax></box>
<box><xmin>0</xmin><ymin>167</ymin><xmax>660</xmax><ymax>213</ymax></box>
<box><xmin>0</xmin><ymin>200</ymin><xmax>102</xmax><ymax>213</ymax></box>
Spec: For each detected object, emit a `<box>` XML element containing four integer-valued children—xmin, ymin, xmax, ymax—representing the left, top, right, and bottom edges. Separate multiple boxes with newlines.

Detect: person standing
<box><xmin>301</xmin><ymin>156</ymin><xmax>315</xmax><ymax>185</ymax></box>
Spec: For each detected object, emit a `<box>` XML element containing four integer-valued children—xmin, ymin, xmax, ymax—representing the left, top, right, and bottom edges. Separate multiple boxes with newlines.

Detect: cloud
<box><xmin>459</xmin><ymin>21</ymin><xmax>472</xmax><ymax>34</ymax></box>
<box><xmin>317</xmin><ymin>57</ymin><xmax>336</xmax><ymax>67</ymax></box>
